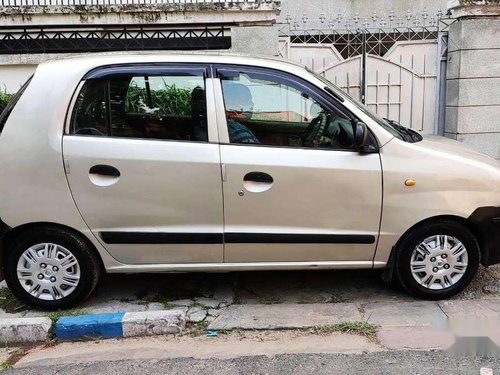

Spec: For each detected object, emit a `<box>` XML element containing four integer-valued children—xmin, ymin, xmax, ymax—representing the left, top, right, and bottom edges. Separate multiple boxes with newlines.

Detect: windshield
<box><xmin>0</xmin><ymin>76</ymin><xmax>32</xmax><ymax>133</ymax></box>
<box><xmin>308</xmin><ymin>69</ymin><xmax>422</xmax><ymax>143</ymax></box>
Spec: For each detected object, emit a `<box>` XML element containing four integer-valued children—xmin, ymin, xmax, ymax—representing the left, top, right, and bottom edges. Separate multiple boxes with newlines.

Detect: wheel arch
<box><xmin>1</xmin><ymin>221</ymin><xmax>106</xmax><ymax>274</ymax></box>
<box><xmin>381</xmin><ymin>214</ymin><xmax>486</xmax><ymax>284</ymax></box>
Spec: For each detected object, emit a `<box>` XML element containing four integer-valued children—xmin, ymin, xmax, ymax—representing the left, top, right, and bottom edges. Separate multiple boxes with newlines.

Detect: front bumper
<box><xmin>469</xmin><ymin>207</ymin><xmax>500</xmax><ymax>266</ymax></box>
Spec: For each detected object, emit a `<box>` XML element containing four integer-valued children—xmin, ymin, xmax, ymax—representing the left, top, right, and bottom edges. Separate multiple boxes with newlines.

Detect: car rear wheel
<box><xmin>4</xmin><ymin>227</ymin><xmax>101</xmax><ymax>310</ymax></box>
<box><xmin>396</xmin><ymin>220</ymin><xmax>480</xmax><ymax>300</ymax></box>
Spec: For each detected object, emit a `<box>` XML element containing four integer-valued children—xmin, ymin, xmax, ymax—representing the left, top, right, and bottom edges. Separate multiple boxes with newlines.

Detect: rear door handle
<box><xmin>244</xmin><ymin>172</ymin><xmax>274</xmax><ymax>184</ymax></box>
<box><xmin>89</xmin><ymin>164</ymin><xmax>121</xmax><ymax>178</ymax></box>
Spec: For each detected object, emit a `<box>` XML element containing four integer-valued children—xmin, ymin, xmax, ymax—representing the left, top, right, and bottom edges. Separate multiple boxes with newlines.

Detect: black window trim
<box><xmin>82</xmin><ymin>63</ymin><xmax>213</xmax><ymax>80</ymax></box>
<box><xmin>67</xmin><ymin>63</ymin><xmax>212</xmax><ymax>143</ymax></box>
<box><xmin>213</xmin><ymin>64</ymin><xmax>380</xmax><ymax>153</ymax></box>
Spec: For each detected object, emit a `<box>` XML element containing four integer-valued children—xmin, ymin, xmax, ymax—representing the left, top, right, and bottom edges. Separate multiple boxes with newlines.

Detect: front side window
<box><xmin>71</xmin><ymin>70</ymin><xmax>208</xmax><ymax>142</ymax></box>
<box><xmin>219</xmin><ymin>70</ymin><xmax>355</xmax><ymax>149</ymax></box>
<box><xmin>309</xmin><ymin>68</ymin><xmax>422</xmax><ymax>143</ymax></box>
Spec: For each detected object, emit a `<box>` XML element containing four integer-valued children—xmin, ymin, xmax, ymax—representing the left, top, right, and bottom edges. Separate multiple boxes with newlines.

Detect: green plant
<box><xmin>48</xmin><ymin>309</ymin><xmax>86</xmax><ymax>325</ymax></box>
<box><xmin>187</xmin><ymin>320</ymin><xmax>210</xmax><ymax>337</ymax></box>
<box><xmin>47</xmin><ymin>309</ymin><xmax>86</xmax><ymax>340</ymax></box>
<box><xmin>0</xmin><ymin>91</ymin><xmax>14</xmax><ymax>114</ymax></box>
<box><xmin>126</xmin><ymin>81</ymin><xmax>193</xmax><ymax>117</ymax></box>
<box><xmin>0</xmin><ymin>348</ymin><xmax>27</xmax><ymax>371</ymax></box>
<box><xmin>0</xmin><ymin>360</ymin><xmax>11</xmax><ymax>371</ymax></box>
<box><xmin>0</xmin><ymin>288</ymin><xmax>23</xmax><ymax>313</ymax></box>
<box><xmin>310</xmin><ymin>321</ymin><xmax>379</xmax><ymax>339</ymax></box>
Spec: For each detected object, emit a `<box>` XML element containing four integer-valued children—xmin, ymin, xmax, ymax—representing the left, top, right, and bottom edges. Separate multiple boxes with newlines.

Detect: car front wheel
<box><xmin>396</xmin><ymin>220</ymin><xmax>480</xmax><ymax>300</ymax></box>
<box><xmin>4</xmin><ymin>227</ymin><xmax>101</xmax><ymax>310</ymax></box>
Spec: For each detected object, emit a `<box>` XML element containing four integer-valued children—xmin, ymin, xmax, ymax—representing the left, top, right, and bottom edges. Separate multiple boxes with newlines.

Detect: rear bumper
<box><xmin>469</xmin><ymin>207</ymin><xmax>500</xmax><ymax>266</ymax></box>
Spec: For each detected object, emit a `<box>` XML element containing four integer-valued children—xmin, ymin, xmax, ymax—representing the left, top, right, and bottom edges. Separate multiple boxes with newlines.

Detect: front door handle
<box><xmin>89</xmin><ymin>164</ymin><xmax>121</xmax><ymax>178</ymax></box>
<box><xmin>244</xmin><ymin>172</ymin><xmax>274</xmax><ymax>184</ymax></box>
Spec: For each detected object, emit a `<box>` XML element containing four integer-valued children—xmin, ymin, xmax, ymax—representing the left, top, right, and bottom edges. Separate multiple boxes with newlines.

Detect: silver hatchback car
<box><xmin>0</xmin><ymin>54</ymin><xmax>499</xmax><ymax>309</ymax></box>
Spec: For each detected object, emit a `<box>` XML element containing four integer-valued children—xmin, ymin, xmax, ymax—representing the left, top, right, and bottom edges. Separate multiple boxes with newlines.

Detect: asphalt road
<box><xmin>10</xmin><ymin>352</ymin><xmax>499</xmax><ymax>375</ymax></box>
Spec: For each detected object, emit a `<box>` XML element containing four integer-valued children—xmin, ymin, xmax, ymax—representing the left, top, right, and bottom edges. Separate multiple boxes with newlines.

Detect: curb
<box><xmin>0</xmin><ymin>310</ymin><xmax>186</xmax><ymax>344</ymax></box>
<box><xmin>0</xmin><ymin>317</ymin><xmax>52</xmax><ymax>344</ymax></box>
<box><xmin>56</xmin><ymin>310</ymin><xmax>186</xmax><ymax>341</ymax></box>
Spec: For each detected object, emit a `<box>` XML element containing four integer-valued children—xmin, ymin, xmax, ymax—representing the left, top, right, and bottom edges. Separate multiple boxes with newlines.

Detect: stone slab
<box><xmin>456</xmin><ymin>133</ymin><xmax>500</xmax><ymax>160</ymax></box>
<box><xmin>439</xmin><ymin>299</ymin><xmax>500</xmax><ymax>318</ymax></box>
<box><xmin>378</xmin><ymin>326</ymin><xmax>455</xmax><ymax>350</ymax></box>
<box><xmin>449</xmin><ymin>18</ymin><xmax>500</xmax><ymax>51</ymax></box>
<box><xmin>439</xmin><ymin>300</ymin><xmax>500</xmax><ymax>339</ymax></box>
<box><xmin>122</xmin><ymin>310</ymin><xmax>185</xmax><ymax>337</ymax></box>
<box><xmin>208</xmin><ymin>303</ymin><xmax>362</xmax><ymax>331</ymax></box>
<box><xmin>364</xmin><ymin>301</ymin><xmax>447</xmax><ymax>328</ymax></box>
<box><xmin>0</xmin><ymin>317</ymin><xmax>51</xmax><ymax>344</ymax></box>
<box><xmin>447</xmin><ymin>77</ymin><xmax>500</xmax><ymax>107</ymax></box>
<box><xmin>454</xmin><ymin>105</ymin><xmax>500</xmax><ymax>134</ymax></box>
<box><xmin>193</xmin><ymin>297</ymin><xmax>220</xmax><ymax>309</ymax></box>
<box><xmin>452</xmin><ymin>49</ymin><xmax>500</xmax><ymax>79</ymax></box>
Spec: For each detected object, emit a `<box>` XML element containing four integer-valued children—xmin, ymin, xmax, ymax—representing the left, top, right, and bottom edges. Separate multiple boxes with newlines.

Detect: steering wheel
<box><xmin>302</xmin><ymin>112</ymin><xmax>330</xmax><ymax>147</ymax></box>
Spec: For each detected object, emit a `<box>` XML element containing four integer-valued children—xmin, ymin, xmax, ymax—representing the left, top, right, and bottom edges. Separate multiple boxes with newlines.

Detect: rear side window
<box><xmin>71</xmin><ymin>70</ymin><xmax>208</xmax><ymax>142</ymax></box>
<box><xmin>0</xmin><ymin>77</ymin><xmax>32</xmax><ymax>133</ymax></box>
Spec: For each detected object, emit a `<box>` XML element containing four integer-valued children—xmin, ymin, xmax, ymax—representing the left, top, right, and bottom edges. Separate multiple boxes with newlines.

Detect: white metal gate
<box><xmin>279</xmin><ymin>12</ymin><xmax>449</xmax><ymax>134</ymax></box>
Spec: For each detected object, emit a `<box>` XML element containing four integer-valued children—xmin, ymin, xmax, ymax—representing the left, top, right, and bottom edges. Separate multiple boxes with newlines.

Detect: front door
<box><xmin>215</xmin><ymin>67</ymin><xmax>382</xmax><ymax>263</ymax></box>
<box><xmin>63</xmin><ymin>64</ymin><xmax>224</xmax><ymax>264</ymax></box>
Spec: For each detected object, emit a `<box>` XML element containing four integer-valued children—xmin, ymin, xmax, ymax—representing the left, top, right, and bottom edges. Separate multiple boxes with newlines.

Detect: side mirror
<box><xmin>353</xmin><ymin>121</ymin><xmax>378</xmax><ymax>153</ymax></box>
<box><xmin>354</xmin><ymin>121</ymin><xmax>369</xmax><ymax>148</ymax></box>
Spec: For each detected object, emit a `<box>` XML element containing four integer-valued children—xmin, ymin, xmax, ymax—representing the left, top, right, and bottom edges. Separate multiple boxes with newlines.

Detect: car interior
<box><xmin>71</xmin><ymin>75</ymin><xmax>208</xmax><ymax>142</ymax></box>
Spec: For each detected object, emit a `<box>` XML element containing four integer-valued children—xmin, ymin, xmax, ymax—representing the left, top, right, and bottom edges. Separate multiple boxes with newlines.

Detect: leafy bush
<box><xmin>126</xmin><ymin>80</ymin><xmax>193</xmax><ymax>117</ymax></box>
<box><xmin>0</xmin><ymin>91</ymin><xmax>14</xmax><ymax>114</ymax></box>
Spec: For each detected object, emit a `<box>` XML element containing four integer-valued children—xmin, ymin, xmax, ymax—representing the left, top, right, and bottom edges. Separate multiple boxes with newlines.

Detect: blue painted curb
<box><xmin>55</xmin><ymin>313</ymin><xmax>125</xmax><ymax>341</ymax></box>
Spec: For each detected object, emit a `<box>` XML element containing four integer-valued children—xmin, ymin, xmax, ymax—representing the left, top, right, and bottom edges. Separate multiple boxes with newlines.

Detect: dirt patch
<box><xmin>453</xmin><ymin>265</ymin><xmax>500</xmax><ymax>300</ymax></box>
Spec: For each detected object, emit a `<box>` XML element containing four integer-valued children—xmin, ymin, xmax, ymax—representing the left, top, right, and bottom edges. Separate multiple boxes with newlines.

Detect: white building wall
<box><xmin>279</xmin><ymin>0</ymin><xmax>449</xmax><ymax>26</ymax></box>
<box><xmin>0</xmin><ymin>65</ymin><xmax>37</xmax><ymax>92</ymax></box>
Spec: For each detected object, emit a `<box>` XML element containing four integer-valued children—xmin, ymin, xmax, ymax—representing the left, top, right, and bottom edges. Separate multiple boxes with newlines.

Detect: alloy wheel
<box><xmin>410</xmin><ymin>235</ymin><xmax>468</xmax><ymax>290</ymax></box>
<box><xmin>16</xmin><ymin>243</ymin><xmax>81</xmax><ymax>301</ymax></box>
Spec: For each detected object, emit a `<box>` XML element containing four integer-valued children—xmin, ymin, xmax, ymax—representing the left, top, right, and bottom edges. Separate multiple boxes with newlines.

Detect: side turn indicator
<box><xmin>405</xmin><ymin>179</ymin><xmax>416</xmax><ymax>187</ymax></box>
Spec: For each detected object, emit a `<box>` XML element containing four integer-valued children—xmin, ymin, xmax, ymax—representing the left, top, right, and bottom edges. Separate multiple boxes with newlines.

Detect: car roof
<box><xmin>38</xmin><ymin>52</ymin><xmax>306</xmax><ymax>75</ymax></box>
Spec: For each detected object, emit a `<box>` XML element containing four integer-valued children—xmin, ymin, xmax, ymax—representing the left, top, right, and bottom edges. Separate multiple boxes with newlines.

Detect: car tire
<box><xmin>395</xmin><ymin>220</ymin><xmax>480</xmax><ymax>300</ymax></box>
<box><xmin>4</xmin><ymin>227</ymin><xmax>101</xmax><ymax>310</ymax></box>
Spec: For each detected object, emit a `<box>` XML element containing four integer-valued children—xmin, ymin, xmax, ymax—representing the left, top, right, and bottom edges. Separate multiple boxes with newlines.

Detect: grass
<box><xmin>0</xmin><ymin>348</ymin><xmax>27</xmax><ymax>371</ymax></box>
<box><xmin>47</xmin><ymin>309</ymin><xmax>86</xmax><ymax>325</ymax></box>
<box><xmin>47</xmin><ymin>309</ymin><xmax>86</xmax><ymax>341</ymax></box>
<box><xmin>310</xmin><ymin>321</ymin><xmax>379</xmax><ymax>339</ymax></box>
<box><xmin>186</xmin><ymin>320</ymin><xmax>210</xmax><ymax>337</ymax></box>
<box><xmin>0</xmin><ymin>288</ymin><xmax>23</xmax><ymax>313</ymax></box>
<box><xmin>0</xmin><ymin>360</ymin><xmax>11</xmax><ymax>371</ymax></box>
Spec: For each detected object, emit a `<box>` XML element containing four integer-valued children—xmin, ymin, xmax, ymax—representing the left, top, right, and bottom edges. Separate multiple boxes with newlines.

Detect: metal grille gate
<box><xmin>279</xmin><ymin>11</ymin><xmax>451</xmax><ymax>134</ymax></box>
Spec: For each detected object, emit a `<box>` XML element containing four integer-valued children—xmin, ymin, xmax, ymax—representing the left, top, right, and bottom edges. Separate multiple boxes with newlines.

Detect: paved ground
<box><xmin>7</xmin><ymin>351</ymin><xmax>500</xmax><ymax>374</ymax></box>
<box><xmin>1</xmin><ymin>265</ymin><xmax>499</xmax><ymax>324</ymax></box>
<box><xmin>0</xmin><ymin>265</ymin><xmax>497</xmax><ymax>372</ymax></box>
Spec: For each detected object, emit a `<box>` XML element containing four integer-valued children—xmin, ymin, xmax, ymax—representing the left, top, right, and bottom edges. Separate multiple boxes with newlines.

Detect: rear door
<box><xmin>63</xmin><ymin>64</ymin><xmax>224</xmax><ymax>265</ymax></box>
